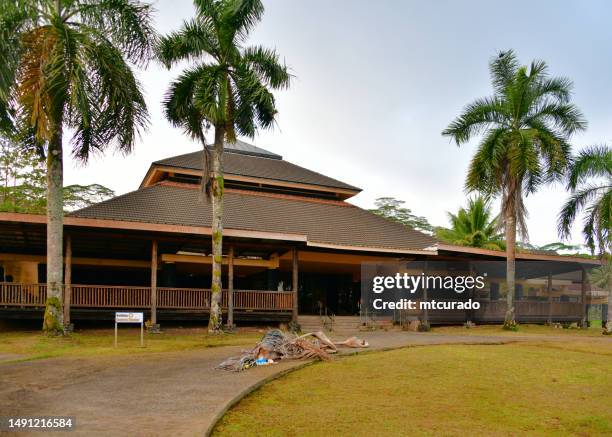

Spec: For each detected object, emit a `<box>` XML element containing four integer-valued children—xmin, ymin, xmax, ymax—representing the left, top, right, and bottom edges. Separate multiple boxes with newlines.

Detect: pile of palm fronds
<box><xmin>216</xmin><ymin>329</ymin><xmax>368</xmax><ymax>372</ymax></box>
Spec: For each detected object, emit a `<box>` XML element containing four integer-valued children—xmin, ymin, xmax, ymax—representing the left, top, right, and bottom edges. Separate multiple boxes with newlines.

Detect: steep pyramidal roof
<box><xmin>74</xmin><ymin>139</ymin><xmax>437</xmax><ymax>253</ymax></box>
<box><xmin>150</xmin><ymin>141</ymin><xmax>360</xmax><ymax>192</ymax></box>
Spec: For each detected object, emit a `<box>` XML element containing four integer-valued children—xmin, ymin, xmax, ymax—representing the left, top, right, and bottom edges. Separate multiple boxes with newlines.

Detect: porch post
<box><xmin>422</xmin><ymin>261</ymin><xmax>429</xmax><ymax>327</ymax></box>
<box><xmin>151</xmin><ymin>240</ymin><xmax>158</xmax><ymax>327</ymax></box>
<box><xmin>292</xmin><ymin>247</ymin><xmax>299</xmax><ymax>323</ymax></box>
<box><xmin>581</xmin><ymin>267</ymin><xmax>588</xmax><ymax>328</ymax></box>
<box><xmin>227</xmin><ymin>245</ymin><xmax>234</xmax><ymax>329</ymax></box>
<box><xmin>467</xmin><ymin>261</ymin><xmax>474</xmax><ymax>323</ymax></box>
<box><xmin>63</xmin><ymin>235</ymin><xmax>72</xmax><ymax>327</ymax></box>
<box><xmin>546</xmin><ymin>271</ymin><xmax>553</xmax><ymax>325</ymax></box>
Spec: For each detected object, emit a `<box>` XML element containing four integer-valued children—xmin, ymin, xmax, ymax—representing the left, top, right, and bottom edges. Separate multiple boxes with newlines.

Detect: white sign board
<box><xmin>115</xmin><ymin>312</ymin><xmax>144</xmax><ymax>323</ymax></box>
<box><xmin>114</xmin><ymin>312</ymin><xmax>144</xmax><ymax>347</ymax></box>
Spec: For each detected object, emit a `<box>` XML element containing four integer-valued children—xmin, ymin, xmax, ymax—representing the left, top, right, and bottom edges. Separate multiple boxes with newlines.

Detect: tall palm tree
<box><xmin>589</xmin><ymin>256</ymin><xmax>611</xmax><ymax>333</ymax></box>
<box><xmin>558</xmin><ymin>145</ymin><xmax>611</xmax><ymax>255</ymax></box>
<box><xmin>158</xmin><ymin>0</ymin><xmax>291</xmax><ymax>333</ymax></box>
<box><xmin>442</xmin><ymin>50</ymin><xmax>586</xmax><ymax>327</ymax></box>
<box><xmin>436</xmin><ymin>196</ymin><xmax>505</xmax><ymax>250</ymax></box>
<box><xmin>0</xmin><ymin>0</ymin><xmax>154</xmax><ymax>334</ymax></box>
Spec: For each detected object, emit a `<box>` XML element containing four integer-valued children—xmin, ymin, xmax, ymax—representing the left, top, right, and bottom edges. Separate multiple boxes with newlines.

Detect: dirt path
<box><xmin>0</xmin><ymin>332</ymin><xmax>515</xmax><ymax>437</ymax></box>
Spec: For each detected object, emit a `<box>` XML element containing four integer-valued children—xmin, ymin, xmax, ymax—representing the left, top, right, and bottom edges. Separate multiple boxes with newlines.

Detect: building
<box><xmin>0</xmin><ymin>141</ymin><xmax>604</xmax><ymax>328</ymax></box>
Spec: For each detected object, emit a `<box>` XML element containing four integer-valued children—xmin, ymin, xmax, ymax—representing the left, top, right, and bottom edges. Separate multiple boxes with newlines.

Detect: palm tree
<box><xmin>558</xmin><ymin>145</ymin><xmax>611</xmax><ymax>255</ymax></box>
<box><xmin>0</xmin><ymin>0</ymin><xmax>154</xmax><ymax>334</ymax></box>
<box><xmin>436</xmin><ymin>196</ymin><xmax>505</xmax><ymax>250</ymax></box>
<box><xmin>442</xmin><ymin>50</ymin><xmax>586</xmax><ymax>327</ymax></box>
<box><xmin>589</xmin><ymin>257</ymin><xmax>611</xmax><ymax>333</ymax></box>
<box><xmin>158</xmin><ymin>0</ymin><xmax>291</xmax><ymax>333</ymax></box>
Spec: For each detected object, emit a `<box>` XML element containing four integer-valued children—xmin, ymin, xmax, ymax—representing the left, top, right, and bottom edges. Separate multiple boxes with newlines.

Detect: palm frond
<box><xmin>75</xmin><ymin>0</ymin><xmax>156</xmax><ymax>66</ymax></box>
<box><xmin>442</xmin><ymin>96</ymin><xmax>509</xmax><ymax>145</ymax></box>
<box><xmin>157</xmin><ymin>18</ymin><xmax>218</xmax><ymax>68</ymax></box>
<box><xmin>558</xmin><ymin>184</ymin><xmax>607</xmax><ymax>239</ymax></box>
<box><xmin>241</xmin><ymin>45</ymin><xmax>291</xmax><ymax>89</ymax></box>
<box><xmin>75</xmin><ymin>29</ymin><xmax>148</xmax><ymax>161</ymax></box>
<box><xmin>567</xmin><ymin>145</ymin><xmax>612</xmax><ymax>189</ymax></box>
<box><xmin>489</xmin><ymin>49</ymin><xmax>519</xmax><ymax>95</ymax></box>
<box><xmin>221</xmin><ymin>0</ymin><xmax>264</xmax><ymax>44</ymax></box>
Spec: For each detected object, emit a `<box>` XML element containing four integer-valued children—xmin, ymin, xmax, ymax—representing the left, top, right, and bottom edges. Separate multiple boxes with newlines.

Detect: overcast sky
<box><xmin>63</xmin><ymin>0</ymin><xmax>611</xmax><ymax>248</ymax></box>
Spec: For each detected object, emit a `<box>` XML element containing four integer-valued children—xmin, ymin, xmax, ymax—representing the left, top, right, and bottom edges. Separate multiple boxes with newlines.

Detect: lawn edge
<box><xmin>205</xmin><ymin>359</ymin><xmax>317</xmax><ymax>437</ymax></box>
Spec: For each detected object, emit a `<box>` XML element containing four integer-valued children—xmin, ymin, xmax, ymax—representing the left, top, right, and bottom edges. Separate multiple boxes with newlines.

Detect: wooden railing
<box><xmin>72</xmin><ymin>285</ymin><xmax>151</xmax><ymax>308</ymax></box>
<box><xmin>228</xmin><ymin>290</ymin><xmax>293</xmax><ymax>311</ymax></box>
<box><xmin>474</xmin><ymin>300</ymin><xmax>583</xmax><ymax>319</ymax></box>
<box><xmin>0</xmin><ymin>283</ymin><xmax>293</xmax><ymax>312</ymax></box>
<box><xmin>158</xmin><ymin>287</ymin><xmax>209</xmax><ymax>309</ymax></box>
<box><xmin>0</xmin><ymin>283</ymin><xmax>47</xmax><ymax>306</ymax></box>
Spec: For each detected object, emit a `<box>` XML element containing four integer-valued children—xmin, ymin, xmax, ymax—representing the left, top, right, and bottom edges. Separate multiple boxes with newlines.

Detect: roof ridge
<box><xmin>153</xmin><ymin>150</ymin><xmax>203</xmax><ymax>164</ymax></box>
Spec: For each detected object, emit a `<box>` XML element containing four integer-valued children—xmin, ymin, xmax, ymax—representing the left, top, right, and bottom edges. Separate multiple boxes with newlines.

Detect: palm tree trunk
<box><xmin>504</xmin><ymin>182</ymin><xmax>517</xmax><ymax>326</ymax></box>
<box><xmin>42</xmin><ymin>126</ymin><xmax>64</xmax><ymax>334</ymax></box>
<box><xmin>208</xmin><ymin>126</ymin><xmax>225</xmax><ymax>333</ymax></box>
<box><xmin>607</xmin><ymin>288</ymin><xmax>612</xmax><ymax>333</ymax></box>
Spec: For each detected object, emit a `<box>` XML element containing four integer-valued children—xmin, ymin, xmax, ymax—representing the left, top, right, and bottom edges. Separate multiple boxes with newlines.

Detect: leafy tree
<box><xmin>158</xmin><ymin>0</ymin><xmax>291</xmax><ymax>333</ymax></box>
<box><xmin>536</xmin><ymin>242</ymin><xmax>582</xmax><ymax>252</ymax></box>
<box><xmin>370</xmin><ymin>197</ymin><xmax>433</xmax><ymax>233</ymax></box>
<box><xmin>0</xmin><ymin>135</ymin><xmax>46</xmax><ymax>212</ymax></box>
<box><xmin>0</xmin><ymin>136</ymin><xmax>114</xmax><ymax>213</ymax></box>
<box><xmin>0</xmin><ymin>0</ymin><xmax>155</xmax><ymax>334</ymax></box>
<box><xmin>63</xmin><ymin>184</ymin><xmax>114</xmax><ymax>211</ymax></box>
<box><xmin>558</xmin><ymin>145</ymin><xmax>611</xmax><ymax>255</ymax></box>
<box><xmin>442</xmin><ymin>50</ymin><xmax>586</xmax><ymax>327</ymax></box>
<box><xmin>436</xmin><ymin>196</ymin><xmax>504</xmax><ymax>250</ymax></box>
<box><xmin>515</xmin><ymin>241</ymin><xmax>589</xmax><ymax>255</ymax></box>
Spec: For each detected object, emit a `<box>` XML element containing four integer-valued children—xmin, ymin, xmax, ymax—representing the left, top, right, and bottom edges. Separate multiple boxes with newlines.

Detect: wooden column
<box><xmin>227</xmin><ymin>246</ymin><xmax>234</xmax><ymax>329</ymax></box>
<box><xmin>581</xmin><ymin>267</ymin><xmax>588</xmax><ymax>328</ymax></box>
<box><xmin>63</xmin><ymin>235</ymin><xmax>72</xmax><ymax>325</ymax></box>
<box><xmin>467</xmin><ymin>261</ymin><xmax>474</xmax><ymax>323</ymax></box>
<box><xmin>546</xmin><ymin>271</ymin><xmax>553</xmax><ymax>325</ymax></box>
<box><xmin>151</xmin><ymin>240</ymin><xmax>158</xmax><ymax>325</ymax></box>
<box><xmin>422</xmin><ymin>261</ymin><xmax>429</xmax><ymax>327</ymax></box>
<box><xmin>292</xmin><ymin>248</ymin><xmax>299</xmax><ymax>323</ymax></box>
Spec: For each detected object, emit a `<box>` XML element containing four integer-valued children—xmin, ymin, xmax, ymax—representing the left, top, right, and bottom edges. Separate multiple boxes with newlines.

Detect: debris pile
<box><xmin>216</xmin><ymin>329</ymin><xmax>369</xmax><ymax>372</ymax></box>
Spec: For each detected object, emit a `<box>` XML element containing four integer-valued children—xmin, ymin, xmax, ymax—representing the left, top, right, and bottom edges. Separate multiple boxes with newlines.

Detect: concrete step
<box><xmin>298</xmin><ymin>316</ymin><xmax>361</xmax><ymax>334</ymax></box>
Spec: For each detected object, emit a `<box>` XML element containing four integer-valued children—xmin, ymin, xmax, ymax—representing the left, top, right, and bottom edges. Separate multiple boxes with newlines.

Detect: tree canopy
<box><xmin>0</xmin><ymin>136</ymin><xmax>114</xmax><ymax>213</ymax></box>
<box><xmin>442</xmin><ymin>49</ymin><xmax>586</xmax><ymax>240</ymax></box>
<box><xmin>158</xmin><ymin>0</ymin><xmax>291</xmax><ymax>147</ymax></box>
<box><xmin>558</xmin><ymin>144</ymin><xmax>611</xmax><ymax>255</ymax></box>
<box><xmin>0</xmin><ymin>0</ymin><xmax>155</xmax><ymax>159</ymax></box>
<box><xmin>369</xmin><ymin>197</ymin><xmax>433</xmax><ymax>233</ymax></box>
<box><xmin>435</xmin><ymin>196</ymin><xmax>505</xmax><ymax>250</ymax></box>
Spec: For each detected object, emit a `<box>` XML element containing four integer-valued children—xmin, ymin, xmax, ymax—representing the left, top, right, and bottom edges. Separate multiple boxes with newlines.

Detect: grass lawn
<box><xmin>432</xmin><ymin>323</ymin><xmax>606</xmax><ymax>337</ymax></box>
<box><xmin>214</xmin><ymin>339</ymin><xmax>612</xmax><ymax>436</ymax></box>
<box><xmin>0</xmin><ymin>327</ymin><xmax>261</xmax><ymax>362</ymax></box>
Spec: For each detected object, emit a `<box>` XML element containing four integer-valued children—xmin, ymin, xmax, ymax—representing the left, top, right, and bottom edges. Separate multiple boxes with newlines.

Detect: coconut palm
<box><xmin>158</xmin><ymin>0</ymin><xmax>291</xmax><ymax>333</ymax></box>
<box><xmin>436</xmin><ymin>196</ymin><xmax>505</xmax><ymax>250</ymax></box>
<box><xmin>0</xmin><ymin>0</ymin><xmax>154</xmax><ymax>334</ymax></box>
<box><xmin>442</xmin><ymin>50</ymin><xmax>586</xmax><ymax>327</ymax></box>
<box><xmin>558</xmin><ymin>145</ymin><xmax>611</xmax><ymax>255</ymax></box>
<box><xmin>589</xmin><ymin>257</ymin><xmax>612</xmax><ymax>333</ymax></box>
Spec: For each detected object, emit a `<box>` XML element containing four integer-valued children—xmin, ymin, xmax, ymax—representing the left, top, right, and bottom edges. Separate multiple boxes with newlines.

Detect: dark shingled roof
<box><xmin>71</xmin><ymin>184</ymin><xmax>436</xmax><ymax>253</ymax></box>
<box><xmin>153</xmin><ymin>143</ymin><xmax>360</xmax><ymax>192</ymax></box>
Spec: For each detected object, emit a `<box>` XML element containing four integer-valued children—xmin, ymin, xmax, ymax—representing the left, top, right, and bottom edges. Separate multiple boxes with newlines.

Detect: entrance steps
<box><xmin>298</xmin><ymin>315</ymin><xmax>361</xmax><ymax>335</ymax></box>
